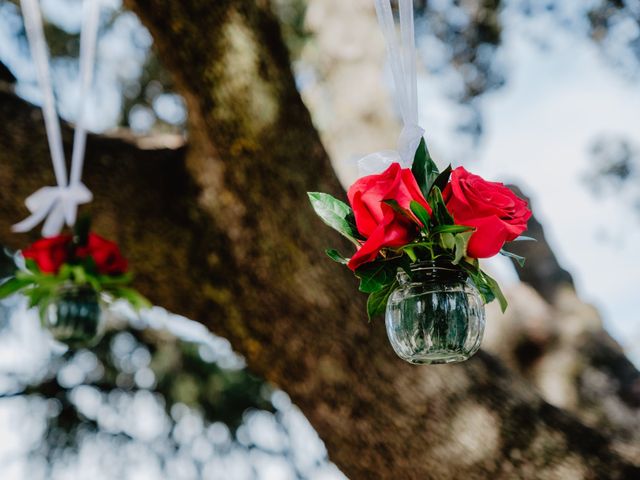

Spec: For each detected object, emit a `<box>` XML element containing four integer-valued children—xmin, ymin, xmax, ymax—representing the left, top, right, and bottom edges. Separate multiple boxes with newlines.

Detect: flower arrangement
<box><xmin>0</xmin><ymin>219</ymin><xmax>149</xmax><ymax>340</ymax></box>
<box><xmin>308</xmin><ymin>139</ymin><xmax>532</xmax><ymax>320</ymax></box>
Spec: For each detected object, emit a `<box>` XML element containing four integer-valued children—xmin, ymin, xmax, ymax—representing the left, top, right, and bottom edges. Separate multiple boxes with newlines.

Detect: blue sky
<box><xmin>417</xmin><ymin>1</ymin><xmax>640</xmax><ymax>364</ymax></box>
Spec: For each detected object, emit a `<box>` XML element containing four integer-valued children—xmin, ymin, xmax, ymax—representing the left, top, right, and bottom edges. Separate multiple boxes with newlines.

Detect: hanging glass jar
<box><xmin>385</xmin><ymin>261</ymin><xmax>485</xmax><ymax>364</ymax></box>
<box><xmin>43</xmin><ymin>283</ymin><xmax>107</xmax><ymax>347</ymax></box>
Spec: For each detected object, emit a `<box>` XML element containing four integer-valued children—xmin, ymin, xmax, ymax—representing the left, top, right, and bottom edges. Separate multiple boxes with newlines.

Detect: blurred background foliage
<box><xmin>0</xmin><ymin>295</ymin><xmax>335</xmax><ymax>478</ymax></box>
<box><xmin>1</xmin><ymin>0</ymin><xmax>640</xmax><ymax>478</ymax></box>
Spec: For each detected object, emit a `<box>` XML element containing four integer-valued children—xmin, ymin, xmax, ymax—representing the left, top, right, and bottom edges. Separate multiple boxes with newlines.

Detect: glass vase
<box><xmin>385</xmin><ymin>261</ymin><xmax>485</xmax><ymax>365</ymax></box>
<box><xmin>43</xmin><ymin>283</ymin><xmax>106</xmax><ymax>347</ymax></box>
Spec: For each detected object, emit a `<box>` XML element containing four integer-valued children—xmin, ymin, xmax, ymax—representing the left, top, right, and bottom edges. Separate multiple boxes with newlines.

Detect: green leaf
<box><xmin>111</xmin><ymin>287</ymin><xmax>152</xmax><ymax>310</ymax></box>
<box><xmin>431</xmin><ymin>224</ymin><xmax>473</xmax><ymax>235</ymax></box>
<box><xmin>404</xmin><ymin>247</ymin><xmax>418</xmax><ymax>263</ymax></box>
<box><xmin>500</xmin><ymin>249</ymin><xmax>526</xmax><ymax>268</ymax></box>
<box><xmin>466</xmin><ymin>257</ymin><xmax>480</xmax><ymax>270</ymax></box>
<box><xmin>71</xmin><ymin>265</ymin><xmax>87</xmax><ymax>284</ymax></box>
<box><xmin>413</xmin><ymin>137</ymin><xmax>428</xmax><ymax>165</ymax></box>
<box><xmin>428</xmin><ymin>186</ymin><xmax>454</xmax><ymax>226</ymax></box>
<box><xmin>411</xmin><ymin>138</ymin><xmax>428</xmax><ymax>192</ymax></box>
<box><xmin>25</xmin><ymin>286</ymin><xmax>53</xmax><ymax>309</ymax></box>
<box><xmin>307</xmin><ymin>192</ymin><xmax>361</xmax><ymax>246</ymax></box>
<box><xmin>453</xmin><ymin>231</ymin><xmax>473</xmax><ymax>265</ymax></box>
<box><xmin>97</xmin><ymin>273</ymin><xmax>133</xmax><ymax>286</ymax></box>
<box><xmin>469</xmin><ymin>271</ymin><xmax>495</xmax><ymax>305</ymax></box>
<box><xmin>410</xmin><ymin>201</ymin><xmax>431</xmax><ymax>230</ymax></box>
<box><xmin>439</xmin><ymin>233</ymin><xmax>455</xmax><ymax>250</ymax></box>
<box><xmin>513</xmin><ymin>235</ymin><xmax>536</xmax><ymax>242</ymax></box>
<box><xmin>366</xmin><ymin>279</ymin><xmax>397</xmax><ymax>321</ymax></box>
<box><xmin>326</xmin><ymin>249</ymin><xmax>349</xmax><ymax>265</ymax></box>
<box><xmin>459</xmin><ymin>261</ymin><xmax>495</xmax><ymax>305</ymax></box>
<box><xmin>460</xmin><ymin>261</ymin><xmax>508</xmax><ymax>312</ymax></box>
<box><xmin>25</xmin><ymin>259</ymin><xmax>41</xmax><ymax>273</ymax></box>
<box><xmin>383</xmin><ymin>199</ymin><xmax>420</xmax><ymax>225</ymax></box>
<box><xmin>86</xmin><ymin>275</ymin><xmax>102</xmax><ymax>292</ymax></box>
<box><xmin>482</xmin><ymin>270</ymin><xmax>508</xmax><ymax>313</ymax></box>
<box><xmin>355</xmin><ymin>255</ymin><xmax>410</xmax><ymax>294</ymax></box>
<box><xmin>308</xmin><ymin>192</ymin><xmax>351</xmax><ymax>221</ymax></box>
<box><xmin>411</xmin><ymin>138</ymin><xmax>439</xmax><ymax>199</ymax></box>
<box><xmin>58</xmin><ymin>264</ymin><xmax>72</xmax><ymax>281</ymax></box>
<box><xmin>0</xmin><ymin>277</ymin><xmax>32</xmax><ymax>298</ymax></box>
<box><xmin>76</xmin><ymin>255</ymin><xmax>99</xmax><ymax>276</ymax></box>
<box><xmin>432</xmin><ymin>164</ymin><xmax>452</xmax><ymax>192</ymax></box>
<box><xmin>15</xmin><ymin>270</ymin><xmax>38</xmax><ymax>282</ymax></box>
<box><xmin>400</xmin><ymin>241</ymin><xmax>434</xmax><ymax>250</ymax></box>
<box><xmin>355</xmin><ymin>260</ymin><xmax>396</xmax><ymax>293</ymax></box>
<box><xmin>398</xmin><ymin>241</ymin><xmax>434</xmax><ymax>259</ymax></box>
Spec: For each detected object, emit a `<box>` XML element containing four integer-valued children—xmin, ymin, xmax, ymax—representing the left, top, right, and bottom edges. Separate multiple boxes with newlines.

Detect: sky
<box><xmin>481</xmin><ymin>17</ymin><xmax>640</xmax><ymax>355</ymax></box>
<box><xmin>416</xmin><ymin>1</ymin><xmax>640</xmax><ymax>364</ymax></box>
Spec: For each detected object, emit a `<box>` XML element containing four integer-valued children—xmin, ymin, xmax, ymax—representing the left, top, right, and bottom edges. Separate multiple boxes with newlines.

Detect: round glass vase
<box><xmin>42</xmin><ymin>283</ymin><xmax>107</xmax><ymax>347</ymax></box>
<box><xmin>385</xmin><ymin>261</ymin><xmax>485</xmax><ymax>365</ymax></box>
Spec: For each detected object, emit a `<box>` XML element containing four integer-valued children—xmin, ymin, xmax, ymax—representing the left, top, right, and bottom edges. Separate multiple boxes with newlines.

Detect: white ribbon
<box><xmin>12</xmin><ymin>184</ymin><xmax>93</xmax><ymax>237</ymax></box>
<box><xmin>358</xmin><ymin>0</ymin><xmax>424</xmax><ymax>177</ymax></box>
<box><xmin>14</xmin><ymin>0</ymin><xmax>100</xmax><ymax>237</ymax></box>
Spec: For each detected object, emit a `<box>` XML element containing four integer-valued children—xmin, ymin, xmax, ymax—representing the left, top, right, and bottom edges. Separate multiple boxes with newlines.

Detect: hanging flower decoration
<box><xmin>0</xmin><ymin>219</ymin><xmax>149</xmax><ymax>345</ymax></box>
<box><xmin>6</xmin><ymin>1</ymin><xmax>146</xmax><ymax>348</ymax></box>
<box><xmin>309</xmin><ymin>139</ymin><xmax>533</xmax><ymax>320</ymax></box>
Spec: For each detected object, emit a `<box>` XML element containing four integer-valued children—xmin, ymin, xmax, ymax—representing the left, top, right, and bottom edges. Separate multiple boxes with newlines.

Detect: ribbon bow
<box><xmin>358</xmin><ymin>0</ymin><xmax>423</xmax><ymax>177</ymax></box>
<box><xmin>358</xmin><ymin>123</ymin><xmax>425</xmax><ymax>176</ymax></box>
<box><xmin>13</xmin><ymin>184</ymin><xmax>93</xmax><ymax>237</ymax></box>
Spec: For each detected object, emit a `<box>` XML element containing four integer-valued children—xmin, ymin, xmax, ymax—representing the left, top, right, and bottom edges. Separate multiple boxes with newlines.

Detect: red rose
<box><xmin>347</xmin><ymin>163</ymin><xmax>431</xmax><ymax>271</ymax></box>
<box><xmin>22</xmin><ymin>234</ymin><xmax>72</xmax><ymax>274</ymax></box>
<box><xmin>443</xmin><ymin>167</ymin><xmax>531</xmax><ymax>258</ymax></box>
<box><xmin>76</xmin><ymin>233</ymin><xmax>128</xmax><ymax>275</ymax></box>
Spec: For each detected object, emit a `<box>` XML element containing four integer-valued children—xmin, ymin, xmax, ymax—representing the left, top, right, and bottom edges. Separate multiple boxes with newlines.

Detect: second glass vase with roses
<box><xmin>0</xmin><ymin>218</ymin><xmax>150</xmax><ymax>347</ymax></box>
<box><xmin>308</xmin><ymin>139</ymin><xmax>532</xmax><ymax>364</ymax></box>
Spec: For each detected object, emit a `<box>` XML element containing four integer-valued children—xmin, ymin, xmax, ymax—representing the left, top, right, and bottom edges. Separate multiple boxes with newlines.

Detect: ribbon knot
<box><xmin>358</xmin><ymin>123</ymin><xmax>425</xmax><ymax>176</ymax></box>
<box><xmin>13</xmin><ymin>184</ymin><xmax>93</xmax><ymax>237</ymax></box>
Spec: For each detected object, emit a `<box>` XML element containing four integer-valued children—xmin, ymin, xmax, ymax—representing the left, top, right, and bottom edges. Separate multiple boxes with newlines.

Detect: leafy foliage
<box><xmin>355</xmin><ymin>256</ymin><xmax>410</xmax><ymax>295</ymax></box>
<box><xmin>411</xmin><ymin>138</ymin><xmax>438</xmax><ymax>199</ymax></box>
<box><xmin>326</xmin><ymin>248</ymin><xmax>349</xmax><ymax>264</ymax></box>
<box><xmin>366</xmin><ymin>279</ymin><xmax>398</xmax><ymax>319</ymax></box>
<box><xmin>0</xmin><ymin>221</ymin><xmax>150</xmax><ymax>325</ymax></box>
<box><xmin>0</xmin><ymin>258</ymin><xmax>150</xmax><ymax>319</ymax></box>
<box><xmin>308</xmin><ymin>192</ymin><xmax>362</xmax><ymax>246</ymax></box>
<box><xmin>310</xmin><ymin>138</ymin><xmax>522</xmax><ymax>318</ymax></box>
<box><xmin>500</xmin><ymin>249</ymin><xmax>526</xmax><ymax>268</ymax></box>
<box><xmin>410</xmin><ymin>200</ymin><xmax>431</xmax><ymax>231</ymax></box>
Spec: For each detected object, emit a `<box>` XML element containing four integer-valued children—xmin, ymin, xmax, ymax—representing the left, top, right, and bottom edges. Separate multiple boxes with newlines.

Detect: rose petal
<box><xmin>347</xmin><ymin>207</ymin><xmax>416</xmax><ymax>271</ymax></box>
<box><xmin>347</xmin><ymin>163</ymin><xmax>428</xmax><ymax>241</ymax></box>
<box><xmin>445</xmin><ymin>166</ymin><xmax>532</xmax><ymax>257</ymax></box>
<box><xmin>350</xmin><ymin>191</ymin><xmax>379</xmax><ymax>238</ymax></box>
<box><xmin>347</xmin><ymin>224</ymin><xmax>388</xmax><ymax>271</ymax></box>
<box><xmin>465</xmin><ymin>215</ymin><xmax>512</xmax><ymax>258</ymax></box>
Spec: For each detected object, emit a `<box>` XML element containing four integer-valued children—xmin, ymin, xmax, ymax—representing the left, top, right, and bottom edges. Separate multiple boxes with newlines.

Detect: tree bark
<box><xmin>0</xmin><ymin>1</ymin><xmax>639</xmax><ymax>478</ymax></box>
<box><xmin>288</xmin><ymin>1</ymin><xmax>640</xmax><ymax>459</ymax></box>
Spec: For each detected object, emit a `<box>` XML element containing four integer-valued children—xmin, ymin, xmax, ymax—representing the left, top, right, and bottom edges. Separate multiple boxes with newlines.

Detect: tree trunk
<box><xmin>291</xmin><ymin>1</ymin><xmax>640</xmax><ymax>459</ymax></box>
<box><xmin>0</xmin><ymin>1</ymin><xmax>639</xmax><ymax>478</ymax></box>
